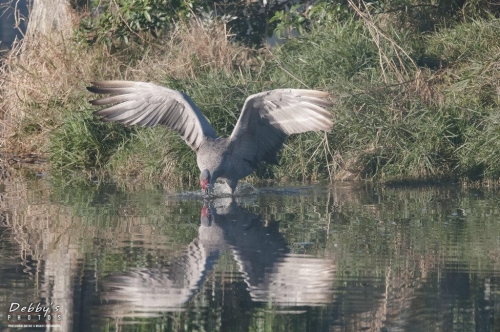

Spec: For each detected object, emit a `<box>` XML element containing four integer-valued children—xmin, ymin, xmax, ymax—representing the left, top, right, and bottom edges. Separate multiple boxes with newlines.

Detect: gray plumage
<box><xmin>87</xmin><ymin>81</ymin><xmax>333</xmax><ymax>194</ymax></box>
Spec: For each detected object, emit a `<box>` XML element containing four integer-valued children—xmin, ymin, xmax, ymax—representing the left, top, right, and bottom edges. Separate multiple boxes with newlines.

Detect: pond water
<box><xmin>0</xmin><ymin>0</ymin><xmax>29</xmax><ymax>50</ymax></box>
<box><xmin>0</xmin><ymin>179</ymin><xmax>499</xmax><ymax>331</ymax></box>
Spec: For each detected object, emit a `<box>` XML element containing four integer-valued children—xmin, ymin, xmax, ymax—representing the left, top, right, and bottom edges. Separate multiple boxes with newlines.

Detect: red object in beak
<box><xmin>200</xmin><ymin>178</ymin><xmax>209</xmax><ymax>191</ymax></box>
<box><xmin>201</xmin><ymin>206</ymin><xmax>211</xmax><ymax>218</ymax></box>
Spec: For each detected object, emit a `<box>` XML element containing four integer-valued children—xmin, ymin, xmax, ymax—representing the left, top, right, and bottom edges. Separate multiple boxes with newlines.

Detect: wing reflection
<box><xmin>102</xmin><ymin>238</ymin><xmax>211</xmax><ymax>316</ymax></box>
<box><xmin>101</xmin><ymin>198</ymin><xmax>335</xmax><ymax>317</ymax></box>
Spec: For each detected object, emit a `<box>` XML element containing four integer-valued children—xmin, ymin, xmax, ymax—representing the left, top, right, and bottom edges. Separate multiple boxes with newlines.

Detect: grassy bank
<box><xmin>1</xmin><ymin>6</ymin><xmax>499</xmax><ymax>187</ymax></box>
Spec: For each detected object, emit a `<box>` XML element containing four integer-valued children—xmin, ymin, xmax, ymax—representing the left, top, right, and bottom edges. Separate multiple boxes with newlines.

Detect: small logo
<box><xmin>6</xmin><ymin>302</ymin><xmax>62</xmax><ymax>328</ymax></box>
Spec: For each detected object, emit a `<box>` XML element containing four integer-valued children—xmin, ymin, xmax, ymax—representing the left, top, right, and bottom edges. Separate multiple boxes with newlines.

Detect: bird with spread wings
<box><xmin>88</xmin><ymin>81</ymin><xmax>333</xmax><ymax>195</ymax></box>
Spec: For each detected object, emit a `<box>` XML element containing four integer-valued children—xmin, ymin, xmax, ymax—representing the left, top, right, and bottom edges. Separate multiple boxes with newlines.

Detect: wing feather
<box><xmin>94</xmin><ymin>100</ymin><xmax>144</xmax><ymax>116</ymax></box>
<box><xmin>229</xmin><ymin>89</ymin><xmax>333</xmax><ymax>165</ymax></box>
<box><xmin>87</xmin><ymin>81</ymin><xmax>217</xmax><ymax>151</ymax></box>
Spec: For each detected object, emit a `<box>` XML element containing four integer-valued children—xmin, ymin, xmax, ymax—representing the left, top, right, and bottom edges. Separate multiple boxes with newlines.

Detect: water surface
<box><xmin>0</xmin><ymin>180</ymin><xmax>499</xmax><ymax>331</ymax></box>
<box><xmin>0</xmin><ymin>0</ymin><xmax>29</xmax><ymax>50</ymax></box>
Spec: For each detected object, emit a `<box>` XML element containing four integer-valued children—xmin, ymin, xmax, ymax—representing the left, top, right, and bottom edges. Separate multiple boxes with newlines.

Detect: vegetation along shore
<box><xmin>1</xmin><ymin>0</ymin><xmax>499</xmax><ymax>188</ymax></box>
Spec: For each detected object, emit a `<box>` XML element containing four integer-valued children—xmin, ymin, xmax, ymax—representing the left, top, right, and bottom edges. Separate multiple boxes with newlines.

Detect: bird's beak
<box><xmin>200</xmin><ymin>205</ymin><xmax>212</xmax><ymax>226</ymax></box>
<box><xmin>200</xmin><ymin>178</ymin><xmax>210</xmax><ymax>195</ymax></box>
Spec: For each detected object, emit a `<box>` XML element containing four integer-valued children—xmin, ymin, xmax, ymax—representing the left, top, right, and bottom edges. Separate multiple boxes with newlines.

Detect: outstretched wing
<box><xmin>87</xmin><ymin>81</ymin><xmax>217</xmax><ymax>151</ymax></box>
<box><xmin>229</xmin><ymin>89</ymin><xmax>333</xmax><ymax>165</ymax></box>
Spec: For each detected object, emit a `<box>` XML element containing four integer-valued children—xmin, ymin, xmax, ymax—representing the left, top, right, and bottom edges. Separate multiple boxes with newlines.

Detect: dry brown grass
<box><xmin>153</xmin><ymin>18</ymin><xmax>257</xmax><ymax>78</ymax></box>
<box><xmin>0</xmin><ymin>11</ymin><xmax>254</xmax><ymax>160</ymax></box>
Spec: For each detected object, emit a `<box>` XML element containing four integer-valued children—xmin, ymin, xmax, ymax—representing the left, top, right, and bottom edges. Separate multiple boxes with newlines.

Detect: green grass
<box><xmin>49</xmin><ymin>110</ymin><xmax>131</xmax><ymax>177</ymax></box>
<box><xmin>5</xmin><ymin>9</ymin><xmax>500</xmax><ymax>187</ymax></box>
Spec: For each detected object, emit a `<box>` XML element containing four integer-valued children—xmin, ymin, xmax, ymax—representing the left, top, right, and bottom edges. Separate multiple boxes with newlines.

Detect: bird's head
<box><xmin>199</xmin><ymin>169</ymin><xmax>211</xmax><ymax>194</ymax></box>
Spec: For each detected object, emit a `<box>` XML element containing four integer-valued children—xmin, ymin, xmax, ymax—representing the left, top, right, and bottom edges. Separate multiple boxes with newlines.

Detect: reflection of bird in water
<box><xmin>101</xmin><ymin>199</ymin><xmax>335</xmax><ymax>317</ymax></box>
<box><xmin>205</xmin><ymin>200</ymin><xmax>336</xmax><ymax>306</ymax></box>
<box><xmin>102</xmin><ymin>238</ymin><xmax>211</xmax><ymax>315</ymax></box>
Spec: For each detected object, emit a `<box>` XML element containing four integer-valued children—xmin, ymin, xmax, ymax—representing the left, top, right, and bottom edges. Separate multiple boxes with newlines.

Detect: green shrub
<box><xmin>79</xmin><ymin>0</ymin><xmax>201</xmax><ymax>46</ymax></box>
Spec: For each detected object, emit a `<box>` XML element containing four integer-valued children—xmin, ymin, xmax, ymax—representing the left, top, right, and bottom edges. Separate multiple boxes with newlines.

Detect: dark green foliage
<box><xmin>78</xmin><ymin>0</ymin><xmax>315</xmax><ymax>48</ymax></box>
<box><xmin>270</xmin><ymin>0</ymin><xmax>500</xmax><ymax>38</ymax></box>
<box><xmin>79</xmin><ymin>0</ymin><xmax>205</xmax><ymax>46</ymax></box>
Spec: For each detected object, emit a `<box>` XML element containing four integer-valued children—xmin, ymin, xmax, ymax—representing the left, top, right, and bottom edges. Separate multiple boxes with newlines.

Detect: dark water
<box><xmin>0</xmin><ymin>180</ymin><xmax>499</xmax><ymax>331</ymax></box>
<box><xmin>0</xmin><ymin>0</ymin><xmax>29</xmax><ymax>50</ymax></box>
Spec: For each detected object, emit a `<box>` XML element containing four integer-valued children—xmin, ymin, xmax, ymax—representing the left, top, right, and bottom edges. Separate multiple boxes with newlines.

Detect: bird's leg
<box><xmin>228</xmin><ymin>180</ymin><xmax>238</xmax><ymax>197</ymax></box>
